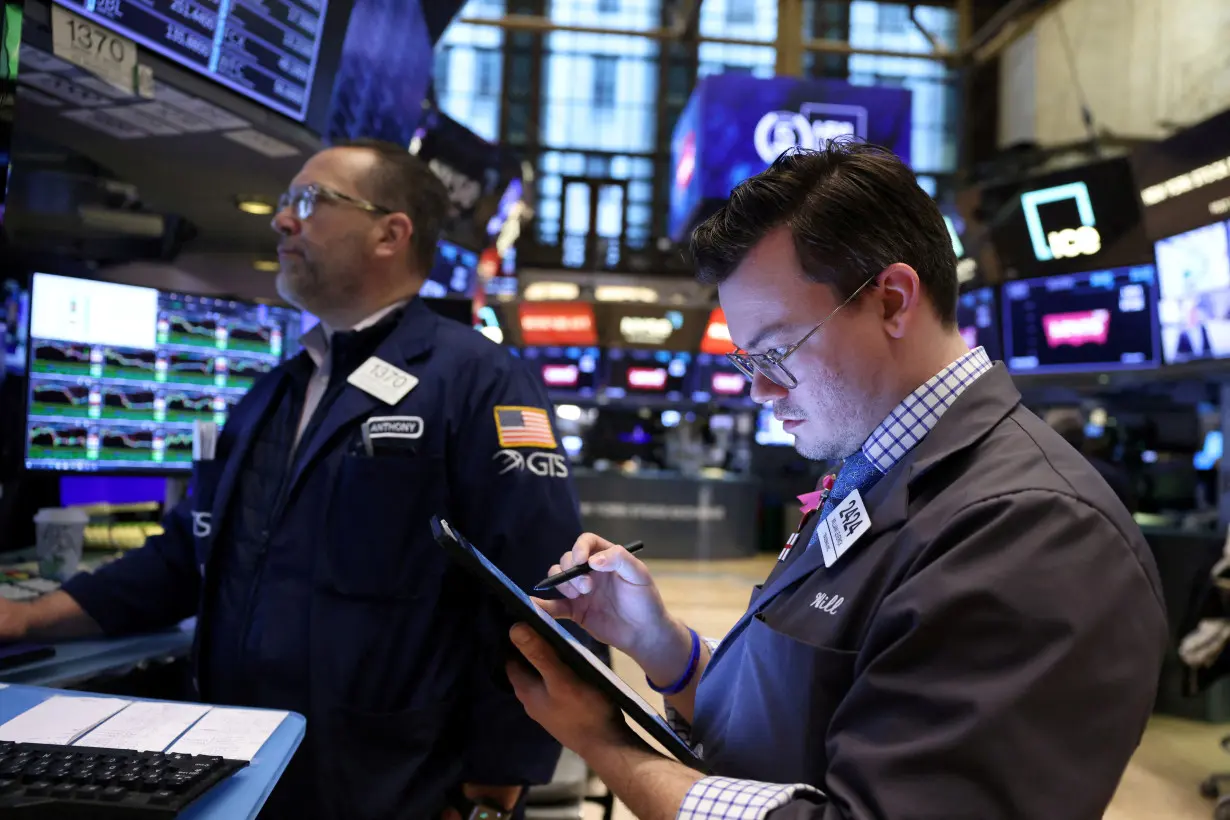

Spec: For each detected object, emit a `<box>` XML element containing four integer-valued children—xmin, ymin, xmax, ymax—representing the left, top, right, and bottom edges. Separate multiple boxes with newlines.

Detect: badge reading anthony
<box><xmin>347</xmin><ymin>357</ymin><xmax>419</xmax><ymax>405</ymax></box>
<box><xmin>816</xmin><ymin>490</ymin><xmax>872</xmax><ymax>569</ymax></box>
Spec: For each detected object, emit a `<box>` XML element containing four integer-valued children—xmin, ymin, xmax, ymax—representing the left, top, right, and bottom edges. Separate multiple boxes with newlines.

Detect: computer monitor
<box><xmin>56</xmin><ymin>0</ymin><xmax>344</xmax><ymax>124</ymax></box>
<box><xmin>690</xmin><ymin>353</ymin><xmax>752</xmax><ymax>405</ymax></box>
<box><xmin>1002</xmin><ymin>265</ymin><xmax>1160</xmax><ymax>374</ymax></box>
<box><xmin>520</xmin><ymin>346</ymin><xmax>602</xmax><ymax>400</ymax></box>
<box><xmin>24</xmin><ymin>273</ymin><xmax>301</xmax><ymax>473</ymax></box>
<box><xmin>604</xmin><ymin>350</ymin><xmax>691</xmax><ymax>401</ymax></box>
<box><xmin>1155</xmin><ymin>219</ymin><xmax>1230</xmax><ymax>364</ymax></box>
<box><xmin>956</xmin><ymin>286</ymin><xmax>1002</xmax><ymax>361</ymax></box>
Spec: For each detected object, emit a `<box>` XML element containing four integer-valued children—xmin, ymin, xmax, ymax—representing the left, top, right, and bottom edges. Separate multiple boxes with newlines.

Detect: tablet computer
<box><xmin>430</xmin><ymin>516</ymin><xmax>706</xmax><ymax>772</ymax></box>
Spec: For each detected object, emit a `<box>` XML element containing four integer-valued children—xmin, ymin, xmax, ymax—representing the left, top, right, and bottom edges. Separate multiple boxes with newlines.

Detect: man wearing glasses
<box><xmin>2</xmin><ymin>140</ymin><xmax>585</xmax><ymax>819</ymax></box>
<box><xmin>504</xmin><ymin>144</ymin><xmax>1168</xmax><ymax>819</ymax></box>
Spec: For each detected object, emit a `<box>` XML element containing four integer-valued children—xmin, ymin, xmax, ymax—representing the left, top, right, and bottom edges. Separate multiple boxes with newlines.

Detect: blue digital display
<box><xmin>668</xmin><ymin>74</ymin><xmax>914</xmax><ymax>241</ymax></box>
<box><xmin>956</xmin><ymin>286</ymin><xmax>1002</xmax><ymax>361</ymax></box>
<box><xmin>421</xmin><ymin>240</ymin><xmax>479</xmax><ymax>299</ymax></box>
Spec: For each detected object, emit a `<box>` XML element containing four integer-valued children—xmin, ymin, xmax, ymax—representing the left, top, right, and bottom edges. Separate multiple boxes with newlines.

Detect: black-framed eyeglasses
<box><xmin>276</xmin><ymin>183</ymin><xmax>392</xmax><ymax>221</ymax></box>
<box><xmin>727</xmin><ymin>272</ymin><xmax>880</xmax><ymax>390</ymax></box>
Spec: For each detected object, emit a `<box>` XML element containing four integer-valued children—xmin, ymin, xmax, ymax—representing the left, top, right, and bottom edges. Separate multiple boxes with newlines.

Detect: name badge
<box><xmin>347</xmin><ymin>357</ymin><xmax>418</xmax><ymax>405</ymax></box>
<box><xmin>816</xmin><ymin>490</ymin><xmax>872</xmax><ymax>569</ymax></box>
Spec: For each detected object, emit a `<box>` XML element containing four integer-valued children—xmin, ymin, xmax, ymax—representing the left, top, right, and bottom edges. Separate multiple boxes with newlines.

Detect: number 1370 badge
<box><xmin>816</xmin><ymin>490</ymin><xmax>872</xmax><ymax>568</ymax></box>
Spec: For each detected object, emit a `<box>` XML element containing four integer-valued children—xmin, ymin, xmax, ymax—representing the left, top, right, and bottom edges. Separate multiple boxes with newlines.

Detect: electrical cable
<box><xmin>1053</xmin><ymin>5</ymin><xmax>1098</xmax><ymax>148</ymax></box>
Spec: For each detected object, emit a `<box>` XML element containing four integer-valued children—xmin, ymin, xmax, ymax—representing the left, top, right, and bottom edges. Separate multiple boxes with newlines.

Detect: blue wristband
<box><xmin>646</xmin><ymin>627</ymin><xmax>701</xmax><ymax>696</ymax></box>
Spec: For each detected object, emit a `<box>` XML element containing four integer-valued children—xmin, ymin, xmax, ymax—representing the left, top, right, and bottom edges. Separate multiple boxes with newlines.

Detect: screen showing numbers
<box><xmin>57</xmin><ymin>0</ymin><xmax>329</xmax><ymax>122</ymax></box>
<box><xmin>25</xmin><ymin>273</ymin><xmax>302</xmax><ymax>473</ymax></box>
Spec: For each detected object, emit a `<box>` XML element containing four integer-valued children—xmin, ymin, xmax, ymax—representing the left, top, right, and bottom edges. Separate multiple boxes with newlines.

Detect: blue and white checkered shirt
<box><xmin>671</xmin><ymin>347</ymin><xmax>994</xmax><ymax>820</ymax></box>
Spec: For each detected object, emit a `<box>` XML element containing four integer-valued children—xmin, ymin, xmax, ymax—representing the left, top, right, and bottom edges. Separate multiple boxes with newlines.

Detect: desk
<box><xmin>0</xmin><ymin>621</ymin><xmax>195</xmax><ymax>688</ymax></box>
<box><xmin>0</xmin><ymin>683</ymin><xmax>305</xmax><ymax>819</ymax></box>
<box><xmin>573</xmin><ymin>470</ymin><xmax>760</xmax><ymax>559</ymax></box>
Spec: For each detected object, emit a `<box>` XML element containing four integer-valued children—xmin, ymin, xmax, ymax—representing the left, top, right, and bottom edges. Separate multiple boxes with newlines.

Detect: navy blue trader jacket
<box><xmin>62</xmin><ymin>298</ymin><xmax>583</xmax><ymax>819</ymax></box>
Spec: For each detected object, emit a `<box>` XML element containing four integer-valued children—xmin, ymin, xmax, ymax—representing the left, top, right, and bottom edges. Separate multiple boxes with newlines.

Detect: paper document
<box><xmin>166</xmin><ymin>707</ymin><xmax>287</xmax><ymax>761</ymax></box>
<box><xmin>0</xmin><ymin>696</ymin><xmax>130</xmax><ymax>744</ymax></box>
<box><xmin>75</xmin><ymin>701</ymin><xmax>212</xmax><ymax>752</ymax></box>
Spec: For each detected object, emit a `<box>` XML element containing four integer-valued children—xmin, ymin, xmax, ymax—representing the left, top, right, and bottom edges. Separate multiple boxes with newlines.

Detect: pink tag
<box><xmin>797</xmin><ymin>490</ymin><xmax>825</xmax><ymax>514</ymax></box>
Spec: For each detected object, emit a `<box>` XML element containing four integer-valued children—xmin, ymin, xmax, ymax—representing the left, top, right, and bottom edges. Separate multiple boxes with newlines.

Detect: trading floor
<box><xmin>581</xmin><ymin>558</ymin><xmax>1230</xmax><ymax>820</ymax></box>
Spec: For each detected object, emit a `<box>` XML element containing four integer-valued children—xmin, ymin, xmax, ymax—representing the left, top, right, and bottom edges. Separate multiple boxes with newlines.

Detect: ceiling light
<box><xmin>253</xmin><ymin>259</ymin><xmax>280</xmax><ymax>273</ymax></box>
<box><xmin>236</xmin><ymin>197</ymin><xmax>274</xmax><ymax>216</ymax></box>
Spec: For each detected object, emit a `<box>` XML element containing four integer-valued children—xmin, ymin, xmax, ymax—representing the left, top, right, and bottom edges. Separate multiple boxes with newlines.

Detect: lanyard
<box><xmin>777</xmin><ymin>474</ymin><xmax>836</xmax><ymax>563</ymax></box>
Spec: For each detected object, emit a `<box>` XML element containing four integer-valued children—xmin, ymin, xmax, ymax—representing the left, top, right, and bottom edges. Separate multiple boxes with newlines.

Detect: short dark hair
<box><xmin>331</xmin><ymin>138</ymin><xmax>448</xmax><ymax>275</ymax></box>
<box><xmin>690</xmin><ymin>142</ymin><xmax>959</xmax><ymax>325</ymax></box>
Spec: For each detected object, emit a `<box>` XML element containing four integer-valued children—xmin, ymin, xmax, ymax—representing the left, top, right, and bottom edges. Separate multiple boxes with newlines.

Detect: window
<box><xmin>434</xmin><ymin>46</ymin><xmax>452</xmax><ymax>93</ymax></box>
<box><xmin>476</xmin><ymin>50</ymin><xmax>500</xmax><ymax>97</ymax></box>
<box><xmin>726</xmin><ymin>0</ymin><xmax>755</xmax><ymax>25</ymax></box>
<box><xmin>598</xmin><ymin>0</ymin><xmax>620</xmax><ymax>11</ymax></box>
<box><xmin>593</xmin><ymin>56</ymin><xmax>619</xmax><ymax>109</ymax></box>
<box><xmin>878</xmin><ymin>3</ymin><xmax>911</xmax><ymax>34</ymax></box>
<box><xmin>433</xmin><ymin>0</ymin><xmax>505</xmax><ymax>142</ymax></box>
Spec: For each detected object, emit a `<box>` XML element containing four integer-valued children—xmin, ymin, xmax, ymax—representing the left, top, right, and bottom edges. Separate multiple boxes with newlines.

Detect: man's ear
<box><xmin>876</xmin><ymin>263</ymin><xmax>923</xmax><ymax>339</ymax></box>
<box><xmin>373</xmin><ymin>213</ymin><xmax>414</xmax><ymax>262</ymax></box>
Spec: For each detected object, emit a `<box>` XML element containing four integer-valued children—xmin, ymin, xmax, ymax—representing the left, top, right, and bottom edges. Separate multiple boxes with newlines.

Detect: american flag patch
<box><xmin>494</xmin><ymin>406</ymin><xmax>557</xmax><ymax>449</ymax></box>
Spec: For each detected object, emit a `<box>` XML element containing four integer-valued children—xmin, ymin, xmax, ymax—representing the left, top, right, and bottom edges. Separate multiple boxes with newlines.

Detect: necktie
<box><xmin>805</xmin><ymin>449</ymin><xmax>883</xmax><ymax>553</ymax></box>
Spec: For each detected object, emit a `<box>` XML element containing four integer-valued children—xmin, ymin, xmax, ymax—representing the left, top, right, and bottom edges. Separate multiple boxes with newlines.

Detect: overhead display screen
<box><xmin>689</xmin><ymin>353</ymin><xmax>751</xmax><ymax>405</ymax></box>
<box><xmin>520</xmin><ymin>346</ymin><xmax>602</xmax><ymax>399</ymax></box>
<box><xmin>58</xmin><ymin>0</ymin><xmax>330</xmax><ymax>122</ymax></box>
<box><xmin>605</xmin><ymin>349</ymin><xmax>691</xmax><ymax>400</ymax></box>
<box><xmin>1155</xmin><ymin>219</ymin><xmax>1230</xmax><ymax>364</ymax></box>
<box><xmin>1002</xmin><ymin>265</ymin><xmax>1159</xmax><ymax>374</ymax></box>
<box><xmin>956</xmin><ymin>286</ymin><xmax>1002</xmax><ymax>361</ymax></box>
<box><xmin>25</xmin><ymin>273</ymin><xmax>301</xmax><ymax>473</ymax></box>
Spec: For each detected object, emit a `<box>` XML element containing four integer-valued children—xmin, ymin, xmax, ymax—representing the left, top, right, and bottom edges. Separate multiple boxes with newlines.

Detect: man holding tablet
<box><xmin>504</xmin><ymin>144</ymin><xmax>1167</xmax><ymax>819</ymax></box>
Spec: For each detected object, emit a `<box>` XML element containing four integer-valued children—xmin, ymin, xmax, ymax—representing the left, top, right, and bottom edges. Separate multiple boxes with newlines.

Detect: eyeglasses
<box><xmin>276</xmin><ymin>183</ymin><xmax>392</xmax><ymax>221</ymax></box>
<box><xmin>726</xmin><ymin>273</ymin><xmax>880</xmax><ymax>390</ymax></box>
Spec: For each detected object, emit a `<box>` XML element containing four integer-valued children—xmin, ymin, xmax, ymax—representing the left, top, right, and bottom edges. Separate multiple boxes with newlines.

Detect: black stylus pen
<box><xmin>533</xmin><ymin>541</ymin><xmax>644</xmax><ymax>591</ymax></box>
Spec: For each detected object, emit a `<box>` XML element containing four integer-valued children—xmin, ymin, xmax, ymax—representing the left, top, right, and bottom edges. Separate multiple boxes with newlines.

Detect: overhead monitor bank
<box><xmin>24</xmin><ymin>273</ymin><xmax>302</xmax><ymax>473</ymax></box>
<box><xmin>1002</xmin><ymin>265</ymin><xmax>1159</xmax><ymax>375</ymax></box>
<box><xmin>1132</xmin><ymin>107</ymin><xmax>1230</xmax><ymax>240</ymax></box>
<box><xmin>669</xmin><ymin>74</ymin><xmax>913</xmax><ymax>242</ymax></box>
<box><xmin>55</xmin><ymin>0</ymin><xmax>336</xmax><ymax>122</ymax></box>
<box><xmin>983</xmin><ymin>158</ymin><xmax>1154</xmax><ymax>278</ymax></box>
<box><xmin>1156</xmin><ymin>218</ymin><xmax>1230</xmax><ymax>365</ymax></box>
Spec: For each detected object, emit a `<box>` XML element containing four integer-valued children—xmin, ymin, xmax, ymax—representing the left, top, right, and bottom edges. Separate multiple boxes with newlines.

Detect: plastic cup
<box><xmin>34</xmin><ymin>507</ymin><xmax>89</xmax><ymax>582</ymax></box>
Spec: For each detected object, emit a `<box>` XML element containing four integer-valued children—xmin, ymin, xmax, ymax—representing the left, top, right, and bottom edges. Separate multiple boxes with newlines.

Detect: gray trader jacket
<box><xmin>689</xmin><ymin>364</ymin><xmax>1168</xmax><ymax>820</ymax></box>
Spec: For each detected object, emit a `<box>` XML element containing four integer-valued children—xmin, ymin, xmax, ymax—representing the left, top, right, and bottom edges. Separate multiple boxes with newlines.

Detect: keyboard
<box><xmin>0</xmin><ymin>741</ymin><xmax>248</xmax><ymax>818</ymax></box>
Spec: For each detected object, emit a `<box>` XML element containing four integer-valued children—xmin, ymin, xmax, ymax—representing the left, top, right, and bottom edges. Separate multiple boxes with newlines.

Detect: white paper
<box><xmin>75</xmin><ymin>702</ymin><xmax>212</xmax><ymax>752</ymax></box>
<box><xmin>0</xmin><ymin>696</ymin><xmax>130</xmax><ymax>744</ymax></box>
<box><xmin>347</xmin><ymin>357</ymin><xmax>418</xmax><ymax>405</ymax></box>
<box><xmin>166</xmin><ymin>707</ymin><xmax>287</xmax><ymax>761</ymax></box>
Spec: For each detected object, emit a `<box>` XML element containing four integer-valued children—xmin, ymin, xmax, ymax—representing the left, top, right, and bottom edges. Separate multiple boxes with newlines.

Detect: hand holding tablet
<box><xmin>430</xmin><ymin>517</ymin><xmax>706</xmax><ymax>771</ymax></box>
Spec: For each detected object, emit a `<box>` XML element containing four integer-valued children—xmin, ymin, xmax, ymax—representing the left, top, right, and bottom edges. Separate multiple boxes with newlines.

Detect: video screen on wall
<box><xmin>604</xmin><ymin>349</ymin><xmax>691</xmax><ymax>400</ymax></box>
<box><xmin>520</xmin><ymin>346</ymin><xmax>602</xmax><ymax>399</ymax></box>
<box><xmin>689</xmin><ymin>353</ymin><xmax>751</xmax><ymax>404</ymax></box>
<box><xmin>956</xmin><ymin>286</ymin><xmax>1002</xmax><ymax>361</ymax></box>
<box><xmin>1002</xmin><ymin>265</ymin><xmax>1159</xmax><ymax>374</ymax></box>
<box><xmin>54</xmin><ymin>0</ymin><xmax>333</xmax><ymax>122</ymax></box>
<box><xmin>1155</xmin><ymin>219</ymin><xmax>1230</xmax><ymax>364</ymax></box>
<box><xmin>25</xmin><ymin>274</ymin><xmax>301</xmax><ymax>473</ymax></box>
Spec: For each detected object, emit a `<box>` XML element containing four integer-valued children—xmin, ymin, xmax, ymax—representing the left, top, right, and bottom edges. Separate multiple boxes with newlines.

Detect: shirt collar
<box><xmin>300</xmin><ymin>299</ymin><xmax>409</xmax><ymax>369</ymax></box>
<box><xmin>861</xmin><ymin>346</ymin><xmax>994</xmax><ymax>474</ymax></box>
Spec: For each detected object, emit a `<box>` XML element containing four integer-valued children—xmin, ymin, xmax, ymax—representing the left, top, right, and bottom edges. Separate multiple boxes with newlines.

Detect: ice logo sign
<box><xmin>1020</xmin><ymin>181</ymin><xmax>1102</xmax><ymax>262</ymax></box>
<box><xmin>753</xmin><ymin>103</ymin><xmax>869</xmax><ymax>164</ymax></box>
